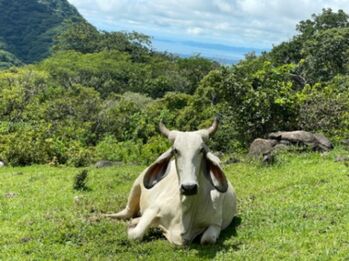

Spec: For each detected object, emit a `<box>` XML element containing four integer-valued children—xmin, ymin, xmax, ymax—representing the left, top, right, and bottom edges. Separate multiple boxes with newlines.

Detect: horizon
<box><xmin>68</xmin><ymin>1</ymin><xmax>349</xmax><ymax>63</ymax></box>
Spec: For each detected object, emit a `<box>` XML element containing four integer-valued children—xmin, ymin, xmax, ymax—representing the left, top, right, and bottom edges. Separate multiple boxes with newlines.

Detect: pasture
<box><xmin>1</xmin><ymin>149</ymin><xmax>349</xmax><ymax>260</ymax></box>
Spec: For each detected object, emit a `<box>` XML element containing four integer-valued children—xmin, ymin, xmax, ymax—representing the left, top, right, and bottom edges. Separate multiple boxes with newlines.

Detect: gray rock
<box><xmin>262</xmin><ymin>152</ymin><xmax>276</xmax><ymax>165</ymax></box>
<box><xmin>269</xmin><ymin>130</ymin><xmax>316</xmax><ymax>144</ymax></box>
<box><xmin>95</xmin><ymin>160</ymin><xmax>114</xmax><ymax>168</ymax></box>
<box><xmin>249</xmin><ymin>138</ymin><xmax>278</xmax><ymax>157</ymax></box>
<box><xmin>4</xmin><ymin>192</ymin><xmax>17</xmax><ymax>198</ymax></box>
<box><xmin>313</xmin><ymin>133</ymin><xmax>333</xmax><ymax>151</ymax></box>
<box><xmin>273</xmin><ymin>144</ymin><xmax>290</xmax><ymax>152</ymax></box>
<box><xmin>335</xmin><ymin>156</ymin><xmax>349</xmax><ymax>162</ymax></box>
<box><xmin>224</xmin><ymin>157</ymin><xmax>240</xmax><ymax>164</ymax></box>
<box><xmin>341</xmin><ymin>139</ymin><xmax>349</xmax><ymax>146</ymax></box>
<box><xmin>268</xmin><ymin>131</ymin><xmax>333</xmax><ymax>152</ymax></box>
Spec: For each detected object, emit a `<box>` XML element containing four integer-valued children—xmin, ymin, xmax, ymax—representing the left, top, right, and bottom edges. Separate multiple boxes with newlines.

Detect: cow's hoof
<box><xmin>128</xmin><ymin>228</ymin><xmax>143</xmax><ymax>241</ymax></box>
<box><xmin>128</xmin><ymin>217</ymin><xmax>140</xmax><ymax>229</ymax></box>
<box><xmin>200</xmin><ymin>235</ymin><xmax>217</xmax><ymax>245</ymax></box>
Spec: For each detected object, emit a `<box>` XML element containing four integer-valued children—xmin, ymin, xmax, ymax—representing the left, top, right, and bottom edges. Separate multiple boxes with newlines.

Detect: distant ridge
<box><xmin>0</xmin><ymin>0</ymin><xmax>83</xmax><ymax>65</ymax></box>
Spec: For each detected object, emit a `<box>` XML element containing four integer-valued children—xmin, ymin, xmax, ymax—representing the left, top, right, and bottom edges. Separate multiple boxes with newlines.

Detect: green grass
<box><xmin>1</xmin><ymin>149</ymin><xmax>349</xmax><ymax>260</ymax></box>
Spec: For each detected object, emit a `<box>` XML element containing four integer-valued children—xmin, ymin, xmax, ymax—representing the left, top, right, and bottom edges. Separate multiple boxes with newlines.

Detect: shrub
<box><xmin>298</xmin><ymin>77</ymin><xmax>349</xmax><ymax>140</ymax></box>
<box><xmin>73</xmin><ymin>169</ymin><xmax>89</xmax><ymax>191</ymax></box>
<box><xmin>66</xmin><ymin>143</ymin><xmax>95</xmax><ymax>167</ymax></box>
<box><xmin>95</xmin><ymin>135</ymin><xmax>142</xmax><ymax>163</ymax></box>
<box><xmin>141</xmin><ymin>135</ymin><xmax>170</xmax><ymax>164</ymax></box>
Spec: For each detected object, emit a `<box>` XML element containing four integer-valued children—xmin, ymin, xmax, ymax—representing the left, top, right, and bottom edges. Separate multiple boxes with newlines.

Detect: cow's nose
<box><xmin>180</xmin><ymin>184</ymin><xmax>198</xmax><ymax>195</ymax></box>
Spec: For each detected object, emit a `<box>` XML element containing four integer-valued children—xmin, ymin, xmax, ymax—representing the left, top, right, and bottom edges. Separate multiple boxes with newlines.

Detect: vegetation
<box><xmin>1</xmin><ymin>150</ymin><xmax>349</xmax><ymax>259</ymax></box>
<box><xmin>0</xmin><ymin>8</ymin><xmax>348</xmax><ymax>168</ymax></box>
<box><xmin>1</xmin><ymin>4</ymin><xmax>349</xmax><ymax>259</ymax></box>
<box><xmin>0</xmin><ymin>0</ymin><xmax>83</xmax><ymax>64</ymax></box>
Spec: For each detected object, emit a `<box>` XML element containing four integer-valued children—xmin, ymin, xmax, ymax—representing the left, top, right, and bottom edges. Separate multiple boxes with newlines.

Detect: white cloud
<box><xmin>187</xmin><ymin>27</ymin><xmax>204</xmax><ymax>35</ymax></box>
<box><xmin>67</xmin><ymin>0</ymin><xmax>349</xmax><ymax>49</ymax></box>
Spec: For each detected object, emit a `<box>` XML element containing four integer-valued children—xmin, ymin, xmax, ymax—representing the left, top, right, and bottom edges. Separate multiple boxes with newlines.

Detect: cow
<box><xmin>104</xmin><ymin>118</ymin><xmax>237</xmax><ymax>245</ymax></box>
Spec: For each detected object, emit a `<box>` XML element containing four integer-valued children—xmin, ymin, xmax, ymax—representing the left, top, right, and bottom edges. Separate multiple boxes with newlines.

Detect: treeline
<box><xmin>0</xmin><ymin>9</ymin><xmax>348</xmax><ymax>166</ymax></box>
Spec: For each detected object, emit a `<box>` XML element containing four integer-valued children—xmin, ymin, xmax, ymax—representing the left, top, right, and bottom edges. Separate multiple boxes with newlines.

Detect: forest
<box><xmin>0</xmin><ymin>8</ymin><xmax>348</xmax><ymax>166</ymax></box>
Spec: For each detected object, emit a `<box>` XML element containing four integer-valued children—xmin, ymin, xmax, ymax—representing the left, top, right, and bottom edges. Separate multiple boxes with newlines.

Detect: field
<box><xmin>1</xmin><ymin>149</ymin><xmax>349</xmax><ymax>260</ymax></box>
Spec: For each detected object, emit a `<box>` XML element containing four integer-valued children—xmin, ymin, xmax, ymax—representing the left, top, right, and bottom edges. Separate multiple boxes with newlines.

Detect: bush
<box><xmin>95</xmin><ymin>135</ymin><xmax>142</xmax><ymax>163</ymax></box>
<box><xmin>67</xmin><ymin>143</ymin><xmax>95</xmax><ymax>167</ymax></box>
<box><xmin>298</xmin><ymin>78</ymin><xmax>349</xmax><ymax>140</ymax></box>
<box><xmin>73</xmin><ymin>169</ymin><xmax>89</xmax><ymax>191</ymax></box>
<box><xmin>141</xmin><ymin>135</ymin><xmax>170</xmax><ymax>164</ymax></box>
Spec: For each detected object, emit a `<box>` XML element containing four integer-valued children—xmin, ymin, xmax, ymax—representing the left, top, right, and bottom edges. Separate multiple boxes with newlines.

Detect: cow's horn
<box><xmin>159</xmin><ymin>121</ymin><xmax>171</xmax><ymax>138</ymax></box>
<box><xmin>206</xmin><ymin>117</ymin><xmax>219</xmax><ymax>136</ymax></box>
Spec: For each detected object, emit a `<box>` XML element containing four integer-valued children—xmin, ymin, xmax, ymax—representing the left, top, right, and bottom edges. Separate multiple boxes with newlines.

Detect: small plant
<box><xmin>73</xmin><ymin>169</ymin><xmax>89</xmax><ymax>191</ymax></box>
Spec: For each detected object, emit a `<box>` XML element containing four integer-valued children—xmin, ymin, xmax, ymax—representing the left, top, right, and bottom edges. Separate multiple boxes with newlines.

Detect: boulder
<box><xmin>268</xmin><ymin>130</ymin><xmax>316</xmax><ymax>144</ymax></box>
<box><xmin>224</xmin><ymin>157</ymin><xmax>240</xmax><ymax>164</ymax></box>
<box><xmin>341</xmin><ymin>139</ymin><xmax>349</xmax><ymax>146</ymax></box>
<box><xmin>313</xmin><ymin>133</ymin><xmax>333</xmax><ymax>151</ymax></box>
<box><xmin>95</xmin><ymin>160</ymin><xmax>114</xmax><ymax>168</ymax></box>
<box><xmin>248</xmin><ymin>138</ymin><xmax>278</xmax><ymax>157</ymax></box>
<box><xmin>268</xmin><ymin>131</ymin><xmax>333</xmax><ymax>152</ymax></box>
<box><xmin>335</xmin><ymin>156</ymin><xmax>349</xmax><ymax>162</ymax></box>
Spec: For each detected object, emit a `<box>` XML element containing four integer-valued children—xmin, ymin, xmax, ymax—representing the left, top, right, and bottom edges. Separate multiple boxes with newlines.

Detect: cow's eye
<box><xmin>200</xmin><ymin>147</ymin><xmax>205</xmax><ymax>153</ymax></box>
<box><xmin>173</xmin><ymin>148</ymin><xmax>178</xmax><ymax>155</ymax></box>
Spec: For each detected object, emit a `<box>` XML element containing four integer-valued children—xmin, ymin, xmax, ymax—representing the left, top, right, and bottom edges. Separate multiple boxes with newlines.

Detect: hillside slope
<box><xmin>0</xmin><ymin>0</ymin><xmax>83</xmax><ymax>64</ymax></box>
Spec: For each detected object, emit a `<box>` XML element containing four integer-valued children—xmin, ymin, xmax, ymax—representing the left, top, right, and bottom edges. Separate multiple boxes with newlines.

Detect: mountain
<box><xmin>0</xmin><ymin>0</ymin><xmax>83</xmax><ymax>65</ymax></box>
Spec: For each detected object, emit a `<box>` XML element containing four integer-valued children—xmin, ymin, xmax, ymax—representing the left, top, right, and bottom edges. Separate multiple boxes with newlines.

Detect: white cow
<box><xmin>104</xmin><ymin>119</ymin><xmax>237</xmax><ymax>245</ymax></box>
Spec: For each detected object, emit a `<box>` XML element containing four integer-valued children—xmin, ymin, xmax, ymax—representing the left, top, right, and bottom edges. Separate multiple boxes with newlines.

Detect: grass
<box><xmin>1</xmin><ymin>148</ymin><xmax>349</xmax><ymax>260</ymax></box>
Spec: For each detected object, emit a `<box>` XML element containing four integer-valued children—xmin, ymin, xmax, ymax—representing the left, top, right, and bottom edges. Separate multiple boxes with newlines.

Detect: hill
<box><xmin>0</xmin><ymin>8</ymin><xmax>347</xmax><ymax>168</ymax></box>
<box><xmin>0</xmin><ymin>0</ymin><xmax>83</xmax><ymax>65</ymax></box>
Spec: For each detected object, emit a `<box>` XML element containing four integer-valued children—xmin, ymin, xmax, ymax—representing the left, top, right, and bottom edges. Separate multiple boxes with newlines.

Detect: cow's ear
<box><xmin>143</xmin><ymin>149</ymin><xmax>173</xmax><ymax>189</ymax></box>
<box><xmin>205</xmin><ymin>152</ymin><xmax>228</xmax><ymax>193</ymax></box>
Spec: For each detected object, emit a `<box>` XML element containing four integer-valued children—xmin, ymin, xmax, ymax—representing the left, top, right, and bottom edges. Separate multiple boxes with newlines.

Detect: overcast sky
<box><xmin>67</xmin><ymin>0</ymin><xmax>349</xmax><ymax>62</ymax></box>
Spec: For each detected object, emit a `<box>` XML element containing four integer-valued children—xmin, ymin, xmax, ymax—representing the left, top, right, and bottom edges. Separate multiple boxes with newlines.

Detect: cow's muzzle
<box><xmin>180</xmin><ymin>183</ymin><xmax>198</xmax><ymax>195</ymax></box>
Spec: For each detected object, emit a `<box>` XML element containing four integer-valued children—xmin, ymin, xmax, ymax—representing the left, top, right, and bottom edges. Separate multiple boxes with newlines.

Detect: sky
<box><xmin>67</xmin><ymin>0</ymin><xmax>349</xmax><ymax>63</ymax></box>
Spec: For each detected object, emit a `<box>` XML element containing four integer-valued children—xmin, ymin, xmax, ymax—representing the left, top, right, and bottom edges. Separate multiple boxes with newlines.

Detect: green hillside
<box><xmin>0</xmin><ymin>0</ymin><xmax>83</xmax><ymax>64</ymax></box>
<box><xmin>0</xmin><ymin>8</ymin><xmax>348</xmax><ymax>167</ymax></box>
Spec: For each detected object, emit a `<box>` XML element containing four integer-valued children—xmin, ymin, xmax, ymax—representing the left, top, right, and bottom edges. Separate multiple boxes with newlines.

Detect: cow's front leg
<box><xmin>200</xmin><ymin>225</ymin><xmax>221</xmax><ymax>244</ymax></box>
<box><xmin>128</xmin><ymin>208</ymin><xmax>158</xmax><ymax>241</ymax></box>
<box><xmin>128</xmin><ymin>217</ymin><xmax>141</xmax><ymax>228</ymax></box>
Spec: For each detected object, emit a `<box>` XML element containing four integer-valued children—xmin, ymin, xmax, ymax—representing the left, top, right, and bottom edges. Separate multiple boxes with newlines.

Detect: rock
<box><xmin>273</xmin><ymin>144</ymin><xmax>290</xmax><ymax>152</ymax></box>
<box><xmin>214</xmin><ymin>151</ymin><xmax>225</xmax><ymax>159</ymax></box>
<box><xmin>268</xmin><ymin>131</ymin><xmax>333</xmax><ymax>152</ymax></box>
<box><xmin>342</xmin><ymin>139</ymin><xmax>349</xmax><ymax>145</ymax></box>
<box><xmin>224</xmin><ymin>157</ymin><xmax>240</xmax><ymax>164</ymax></box>
<box><xmin>74</xmin><ymin>195</ymin><xmax>84</xmax><ymax>204</ymax></box>
<box><xmin>313</xmin><ymin>133</ymin><xmax>333</xmax><ymax>151</ymax></box>
<box><xmin>269</xmin><ymin>130</ymin><xmax>316</xmax><ymax>145</ymax></box>
<box><xmin>262</xmin><ymin>152</ymin><xmax>276</xmax><ymax>165</ymax></box>
<box><xmin>248</xmin><ymin>138</ymin><xmax>278</xmax><ymax>157</ymax></box>
<box><xmin>4</xmin><ymin>192</ymin><xmax>17</xmax><ymax>198</ymax></box>
<box><xmin>335</xmin><ymin>156</ymin><xmax>349</xmax><ymax>162</ymax></box>
<box><xmin>279</xmin><ymin>140</ymin><xmax>291</xmax><ymax>145</ymax></box>
<box><xmin>0</xmin><ymin>161</ymin><xmax>5</xmax><ymax>168</ymax></box>
<box><xmin>95</xmin><ymin>160</ymin><xmax>114</xmax><ymax>168</ymax></box>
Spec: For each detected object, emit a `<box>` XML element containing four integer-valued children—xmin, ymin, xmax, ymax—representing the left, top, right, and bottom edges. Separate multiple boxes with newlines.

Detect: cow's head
<box><xmin>143</xmin><ymin>118</ymin><xmax>228</xmax><ymax>196</ymax></box>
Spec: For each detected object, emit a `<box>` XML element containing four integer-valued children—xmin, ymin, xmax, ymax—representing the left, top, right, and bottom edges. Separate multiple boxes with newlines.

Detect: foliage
<box><xmin>73</xmin><ymin>169</ymin><xmax>89</xmax><ymax>191</ymax></box>
<box><xmin>53</xmin><ymin>21</ymin><xmax>152</xmax><ymax>62</ymax></box>
<box><xmin>0</xmin><ymin>48</ymin><xmax>23</xmax><ymax>70</ymax></box>
<box><xmin>0</xmin><ymin>0</ymin><xmax>83</xmax><ymax>64</ymax></box>
<box><xmin>1</xmin><ymin>8</ymin><xmax>349</xmax><ymax>165</ymax></box>
<box><xmin>298</xmin><ymin>76</ymin><xmax>349</xmax><ymax>140</ymax></box>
